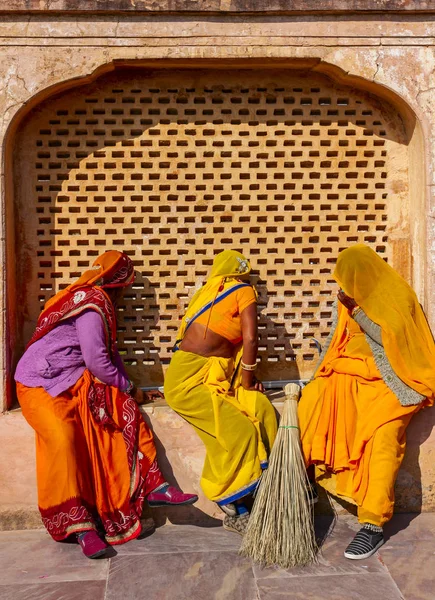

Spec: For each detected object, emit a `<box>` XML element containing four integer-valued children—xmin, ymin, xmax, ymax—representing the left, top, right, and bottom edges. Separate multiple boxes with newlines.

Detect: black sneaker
<box><xmin>307</xmin><ymin>482</ymin><xmax>319</xmax><ymax>505</ymax></box>
<box><xmin>344</xmin><ymin>526</ymin><xmax>384</xmax><ymax>560</ymax></box>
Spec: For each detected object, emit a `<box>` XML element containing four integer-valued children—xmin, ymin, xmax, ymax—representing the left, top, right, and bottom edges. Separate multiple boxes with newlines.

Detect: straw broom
<box><xmin>239</xmin><ymin>383</ymin><xmax>317</xmax><ymax>569</ymax></box>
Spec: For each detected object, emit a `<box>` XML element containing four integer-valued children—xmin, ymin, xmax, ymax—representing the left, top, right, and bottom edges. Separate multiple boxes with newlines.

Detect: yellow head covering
<box><xmin>334</xmin><ymin>244</ymin><xmax>435</xmax><ymax>399</ymax></box>
<box><xmin>208</xmin><ymin>250</ymin><xmax>251</xmax><ymax>279</ymax></box>
<box><xmin>177</xmin><ymin>250</ymin><xmax>253</xmax><ymax>342</ymax></box>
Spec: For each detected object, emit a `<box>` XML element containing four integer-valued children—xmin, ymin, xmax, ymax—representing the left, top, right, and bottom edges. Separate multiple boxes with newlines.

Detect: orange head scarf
<box><xmin>44</xmin><ymin>251</ymin><xmax>134</xmax><ymax>310</ymax></box>
<box><xmin>333</xmin><ymin>244</ymin><xmax>435</xmax><ymax>400</ymax></box>
<box><xmin>29</xmin><ymin>251</ymin><xmax>135</xmax><ymax>349</ymax></box>
<box><xmin>60</xmin><ymin>250</ymin><xmax>134</xmax><ymax>292</ymax></box>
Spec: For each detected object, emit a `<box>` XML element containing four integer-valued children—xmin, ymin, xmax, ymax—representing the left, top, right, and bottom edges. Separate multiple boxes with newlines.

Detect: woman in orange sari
<box><xmin>15</xmin><ymin>251</ymin><xmax>197</xmax><ymax>558</ymax></box>
<box><xmin>298</xmin><ymin>244</ymin><xmax>435</xmax><ymax>560</ymax></box>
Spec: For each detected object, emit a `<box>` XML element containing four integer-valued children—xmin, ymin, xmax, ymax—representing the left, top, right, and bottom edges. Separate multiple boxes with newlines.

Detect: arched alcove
<box><xmin>5</xmin><ymin>61</ymin><xmax>423</xmax><ymax>405</ymax></box>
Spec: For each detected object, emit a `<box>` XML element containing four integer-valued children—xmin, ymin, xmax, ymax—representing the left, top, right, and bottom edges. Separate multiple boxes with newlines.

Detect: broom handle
<box><xmin>283</xmin><ymin>382</ymin><xmax>301</xmax><ymax>403</ymax></box>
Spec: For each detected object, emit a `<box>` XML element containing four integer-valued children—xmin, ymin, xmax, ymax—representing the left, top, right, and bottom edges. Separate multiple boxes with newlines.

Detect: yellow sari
<box><xmin>298</xmin><ymin>245</ymin><xmax>435</xmax><ymax>526</ymax></box>
<box><xmin>164</xmin><ymin>251</ymin><xmax>277</xmax><ymax>505</ymax></box>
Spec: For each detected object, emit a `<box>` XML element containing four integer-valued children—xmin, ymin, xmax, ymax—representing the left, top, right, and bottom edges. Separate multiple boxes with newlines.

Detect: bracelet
<box><xmin>351</xmin><ymin>306</ymin><xmax>362</xmax><ymax>318</ymax></box>
<box><xmin>125</xmin><ymin>380</ymin><xmax>135</xmax><ymax>394</ymax></box>
<box><xmin>241</xmin><ymin>361</ymin><xmax>257</xmax><ymax>371</ymax></box>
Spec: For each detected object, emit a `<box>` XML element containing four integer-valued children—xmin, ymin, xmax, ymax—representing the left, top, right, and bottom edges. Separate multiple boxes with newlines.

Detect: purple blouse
<box><xmin>14</xmin><ymin>310</ymin><xmax>130</xmax><ymax>397</ymax></box>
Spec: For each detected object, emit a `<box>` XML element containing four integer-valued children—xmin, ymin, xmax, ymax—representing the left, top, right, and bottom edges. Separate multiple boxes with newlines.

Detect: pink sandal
<box><xmin>147</xmin><ymin>484</ymin><xmax>198</xmax><ymax>507</ymax></box>
<box><xmin>77</xmin><ymin>530</ymin><xmax>109</xmax><ymax>559</ymax></box>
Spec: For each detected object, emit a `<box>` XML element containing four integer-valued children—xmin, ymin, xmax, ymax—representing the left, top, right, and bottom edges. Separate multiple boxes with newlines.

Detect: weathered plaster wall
<box><xmin>2</xmin><ymin>1</ymin><xmax>435</xmax><ymax>13</ymax></box>
<box><xmin>1</xmin><ymin>10</ymin><xmax>435</xmax><ymax>525</ymax></box>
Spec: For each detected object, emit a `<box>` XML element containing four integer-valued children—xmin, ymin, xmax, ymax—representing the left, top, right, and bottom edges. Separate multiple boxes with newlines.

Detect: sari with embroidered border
<box><xmin>164</xmin><ymin>250</ymin><xmax>277</xmax><ymax>505</ymax></box>
<box><xmin>17</xmin><ymin>251</ymin><xmax>165</xmax><ymax>544</ymax></box>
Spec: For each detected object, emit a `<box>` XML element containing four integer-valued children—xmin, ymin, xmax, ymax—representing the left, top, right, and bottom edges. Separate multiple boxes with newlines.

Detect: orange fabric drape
<box><xmin>298</xmin><ymin>244</ymin><xmax>435</xmax><ymax>526</ymax></box>
<box><xmin>298</xmin><ymin>305</ymin><xmax>422</xmax><ymax>526</ymax></box>
<box><xmin>44</xmin><ymin>250</ymin><xmax>134</xmax><ymax>312</ymax></box>
<box><xmin>17</xmin><ymin>370</ymin><xmax>163</xmax><ymax>545</ymax></box>
<box><xmin>28</xmin><ymin>250</ymin><xmax>134</xmax><ymax>353</ymax></box>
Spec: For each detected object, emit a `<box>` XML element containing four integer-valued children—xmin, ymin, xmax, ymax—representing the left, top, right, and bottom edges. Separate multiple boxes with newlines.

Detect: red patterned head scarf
<box><xmin>28</xmin><ymin>251</ymin><xmax>135</xmax><ymax>349</ymax></box>
<box><xmin>47</xmin><ymin>250</ymin><xmax>134</xmax><ymax>301</ymax></box>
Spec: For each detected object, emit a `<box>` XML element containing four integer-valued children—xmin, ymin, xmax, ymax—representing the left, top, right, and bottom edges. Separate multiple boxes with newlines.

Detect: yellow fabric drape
<box><xmin>166</xmin><ymin>249</ymin><xmax>275</xmax><ymax>504</ymax></box>
<box><xmin>176</xmin><ymin>249</ymin><xmax>253</xmax><ymax>343</ymax></box>
<box><xmin>334</xmin><ymin>244</ymin><xmax>435</xmax><ymax>400</ymax></box>
<box><xmin>164</xmin><ymin>349</ymin><xmax>277</xmax><ymax>504</ymax></box>
<box><xmin>298</xmin><ymin>244</ymin><xmax>435</xmax><ymax>527</ymax></box>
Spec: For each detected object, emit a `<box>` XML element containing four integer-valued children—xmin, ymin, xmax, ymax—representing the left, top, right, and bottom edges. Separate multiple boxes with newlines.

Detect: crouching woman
<box><xmin>164</xmin><ymin>250</ymin><xmax>277</xmax><ymax>535</ymax></box>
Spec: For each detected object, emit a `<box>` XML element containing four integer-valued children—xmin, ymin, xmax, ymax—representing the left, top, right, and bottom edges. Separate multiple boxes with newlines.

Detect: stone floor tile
<box><xmin>257</xmin><ymin>573</ymin><xmax>404</xmax><ymax>600</ymax></box>
<box><xmin>0</xmin><ymin>529</ymin><xmax>109</xmax><ymax>584</ymax></box>
<box><xmin>0</xmin><ymin>580</ymin><xmax>107</xmax><ymax>600</ymax></box>
<box><xmin>253</xmin><ymin>516</ymin><xmax>386</xmax><ymax>579</ymax></box>
<box><xmin>378</xmin><ymin>539</ymin><xmax>435</xmax><ymax>600</ymax></box>
<box><xmin>115</xmin><ymin>523</ymin><xmax>241</xmax><ymax>555</ymax></box>
<box><xmin>106</xmin><ymin>551</ymin><xmax>257</xmax><ymax>600</ymax></box>
<box><xmin>384</xmin><ymin>512</ymin><xmax>435</xmax><ymax>543</ymax></box>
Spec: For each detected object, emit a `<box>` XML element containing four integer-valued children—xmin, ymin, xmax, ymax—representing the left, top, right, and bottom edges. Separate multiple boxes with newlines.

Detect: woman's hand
<box><xmin>242</xmin><ymin>378</ymin><xmax>265</xmax><ymax>393</ymax></box>
<box><xmin>144</xmin><ymin>389</ymin><xmax>164</xmax><ymax>403</ymax></box>
<box><xmin>337</xmin><ymin>289</ymin><xmax>358</xmax><ymax>311</ymax></box>
<box><xmin>133</xmin><ymin>388</ymin><xmax>164</xmax><ymax>405</ymax></box>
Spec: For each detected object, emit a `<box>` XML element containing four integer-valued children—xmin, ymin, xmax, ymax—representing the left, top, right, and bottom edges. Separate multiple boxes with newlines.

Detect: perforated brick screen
<box><xmin>15</xmin><ymin>69</ymin><xmax>408</xmax><ymax>384</ymax></box>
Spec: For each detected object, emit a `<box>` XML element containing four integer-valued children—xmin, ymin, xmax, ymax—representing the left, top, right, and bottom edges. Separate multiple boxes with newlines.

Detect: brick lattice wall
<box><xmin>15</xmin><ymin>68</ymin><xmax>408</xmax><ymax>385</ymax></box>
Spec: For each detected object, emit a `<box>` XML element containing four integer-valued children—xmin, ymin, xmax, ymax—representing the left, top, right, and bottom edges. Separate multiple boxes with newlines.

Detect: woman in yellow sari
<box><xmin>164</xmin><ymin>250</ymin><xmax>277</xmax><ymax>534</ymax></box>
<box><xmin>299</xmin><ymin>244</ymin><xmax>435</xmax><ymax>560</ymax></box>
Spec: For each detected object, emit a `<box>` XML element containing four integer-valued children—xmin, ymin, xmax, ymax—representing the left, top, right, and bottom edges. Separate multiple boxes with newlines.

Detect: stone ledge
<box><xmin>139</xmin><ymin>388</ymin><xmax>287</xmax><ymax>413</ymax></box>
<box><xmin>0</xmin><ymin>508</ymin><xmax>44</xmax><ymax>531</ymax></box>
<box><xmin>1</xmin><ymin>394</ymin><xmax>434</xmax><ymax>531</ymax></box>
<box><xmin>2</xmin><ymin>0</ymin><xmax>435</xmax><ymax>14</ymax></box>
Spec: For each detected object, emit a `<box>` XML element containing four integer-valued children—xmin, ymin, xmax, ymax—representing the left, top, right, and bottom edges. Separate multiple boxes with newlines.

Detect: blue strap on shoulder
<box><xmin>172</xmin><ymin>283</ymin><xmax>250</xmax><ymax>352</ymax></box>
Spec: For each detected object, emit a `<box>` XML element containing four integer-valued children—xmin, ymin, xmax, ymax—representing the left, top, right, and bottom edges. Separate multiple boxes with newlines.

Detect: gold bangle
<box><xmin>241</xmin><ymin>361</ymin><xmax>257</xmax><ymax>371</ymax></box>
<box><xmin>351</xmin><ymin>306</ymin><xmax>362</xmax><ymax>318</ymax></box>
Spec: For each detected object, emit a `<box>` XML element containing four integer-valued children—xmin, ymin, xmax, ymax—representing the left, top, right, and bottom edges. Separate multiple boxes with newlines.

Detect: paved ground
<box><xmin>0</xmin><ymin>512</ymin><xmax>433</xmax><ymax>600</ymax></box>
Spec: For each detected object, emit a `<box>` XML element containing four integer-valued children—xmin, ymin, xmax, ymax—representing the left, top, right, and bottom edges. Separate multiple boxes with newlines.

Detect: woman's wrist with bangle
<box><xmin>241</xmin><ymin>360</ymin><xmax>257</xmax><ymax>371</ymax></box>
<box><xmin>125</xmin><ymin>379</ymin><xmax>136</xmax><ymax>394</ymax></box>
<box><xmin>351</xmin><ymin>305</ymin><xmax>362</xmax><ymax>318</ymax></box>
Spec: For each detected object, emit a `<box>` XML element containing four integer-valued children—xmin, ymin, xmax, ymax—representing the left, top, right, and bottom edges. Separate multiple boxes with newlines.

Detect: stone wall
<box><xmin>12</xmin><ymin>66</ymin><xmax>412</xmax><ymax>386</ymax></box>
<box><xmin>1</xmin><ymin>5</ymin><xmax>435</xmax><ymax>526</ymax></box>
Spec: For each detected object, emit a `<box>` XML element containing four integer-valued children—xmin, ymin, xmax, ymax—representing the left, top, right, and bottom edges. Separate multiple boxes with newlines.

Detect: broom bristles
<box><xmin>239</xmin><ymin>383</ymin><xmax>317</xmax><ymax>569</ymax></box>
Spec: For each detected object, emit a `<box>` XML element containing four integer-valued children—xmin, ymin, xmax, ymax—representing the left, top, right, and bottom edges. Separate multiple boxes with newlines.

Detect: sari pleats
<box><xmin>164</xmin><ymin>350</ymin><xmax>277</xmax><ymax>504</ymax></box>
<box><xmin>17</xmin><ymin>370</ymin><xmax>164</xmax><ymax>545</ymax></box>
<box><xmin>298</xmin><ymin>311</ymin><xmax>420</xmax><ymax>526</ymax></box>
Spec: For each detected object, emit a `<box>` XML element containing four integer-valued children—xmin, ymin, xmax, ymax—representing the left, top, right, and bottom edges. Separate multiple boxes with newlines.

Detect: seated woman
<box><xmin>15</xmin><ymin>251</ymin><xmax>197</xmax><ymax>559</ymax></box>
<box><xmin>299</xmin><ymin>244</ymin><xmax>435</xmax><ymax>560</ymax></box>
<box><xmin>164</xmin><ymin>250</ymin><xmax>277</xmax><ymax>535</ymax></box>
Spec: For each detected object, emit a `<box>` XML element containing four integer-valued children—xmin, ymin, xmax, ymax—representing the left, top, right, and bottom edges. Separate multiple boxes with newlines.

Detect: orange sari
<box><xmin>298</xmin><ymin>245</ymin><xmax>435</xmax><ymax>526</ymax></box>
<box><xmin>298</xmin><ymin>307</ymin><xmax>419</xmax><ymax>525</ymax></box>
<box><xmin>17</xmin><ymin>251</ymin><xmax>165</xmax><ymax>544</ymax></box>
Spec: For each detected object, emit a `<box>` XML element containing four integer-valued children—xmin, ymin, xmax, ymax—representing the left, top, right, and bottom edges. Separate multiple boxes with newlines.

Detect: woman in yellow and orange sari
<box><xmin>164</xmin><ymin>250</ymin><xmax>277</xmax><ymax>535</ymax></box>
<box><xmin>299</xmin><ymin>244</ymin><xmax>435</xmax><ymax>560</ymax></box>
<box><xmin>15</xmin><ymin>251</ymin><xmax>197</xmax><ymax>559</ymax></box>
